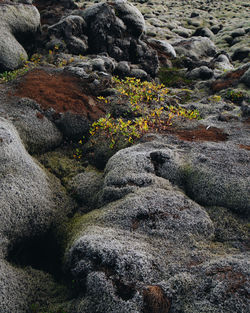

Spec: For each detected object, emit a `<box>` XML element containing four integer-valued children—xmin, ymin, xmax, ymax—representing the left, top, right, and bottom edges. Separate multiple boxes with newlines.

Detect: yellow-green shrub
<box><xmin>75</xmin><ymin>77</ymin><xmax>200</xmax><ymax>157</ymax></box>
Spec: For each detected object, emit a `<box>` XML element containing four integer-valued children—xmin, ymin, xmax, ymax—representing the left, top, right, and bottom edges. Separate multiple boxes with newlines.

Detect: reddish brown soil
<box><xmin>206</xmin><ymin>266</ymin><xmax>248</xmax><ymax>296</ymax></box>
<box><xmin>14</xmin><ymin>69</ymin><xmax>105</xmax><ymax>120</ymax></box>
<box><xmin>167</xmin><ymin>125</ymin><xmax>228</xmax><ymax>142</ymax></box>
<box><xmin>239</xmin><ymin>144</ymin><xmax>250</xmax><ymax>151</ymax></box>
<box><xmin>211</xmin><ymin>68</ymin><xmax>248</xmax><ymax>92</ymax></box>
<box><xmin>143</xmin><ymin>285</ymin><xmax>171</xmax><ymax>313</ymax></box>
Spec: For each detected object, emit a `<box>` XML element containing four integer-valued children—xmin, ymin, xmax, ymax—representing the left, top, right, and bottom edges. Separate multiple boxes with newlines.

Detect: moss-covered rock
<box><xmin>37</xmin><ymin>150</ymin><xmax>85</xmax><ymax>186</ymax></box>
<box><xmin>206</xmin><ymin>206</ymin><xmax>249</xmax><ymax>250</ymax></box>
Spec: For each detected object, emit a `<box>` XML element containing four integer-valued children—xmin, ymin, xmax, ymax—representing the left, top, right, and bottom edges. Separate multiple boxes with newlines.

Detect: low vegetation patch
<box><xmin>74</xmin><ymin>77</ymin><xmax>200</xmax><ymax>159</ymax></box>
<box><xmin>158</xmin><ymin>67</ymin><xmax>193</xmax><ymax>88</ymax></box>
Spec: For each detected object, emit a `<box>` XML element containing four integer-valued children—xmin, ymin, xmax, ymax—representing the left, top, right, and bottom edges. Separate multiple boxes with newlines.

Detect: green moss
<box><xmin>206</xmin><ymin>206</ymin><xmax>249</xmax><ymax>242</ymax></box>
<box><xmin>30</xmin><ymin>301</ymin><xmax>70</xmax><ymax>313</ymax></box>
<box><xmin>158</xmin><ymin>67</ymin><xmax>193</xmax><ymax>88</ymax></box>
<box><xmin>65</xmin><ymin>209</ymin><xmax>103</xmax><ymax>246</ymax></box>
<box><xmin>37</xmin><ymin>150</ymin><xmax>85</xmax><ymax>185</ymax></box>
<box><xmin>26</xmin><ymin>268</ymin><xmax>74</xmax><ymax>313</ymax></box>
<box><xmin>219</xmin><ymin>88</ymin><xmax>250</xmax><ymax>106</ymax></box>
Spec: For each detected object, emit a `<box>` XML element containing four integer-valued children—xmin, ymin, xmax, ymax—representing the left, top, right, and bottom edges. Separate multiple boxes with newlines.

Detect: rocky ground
<box><xmin>0</xmin><ymin>0</ymin><xmax>249</xmax><ymax>313</ymax></box>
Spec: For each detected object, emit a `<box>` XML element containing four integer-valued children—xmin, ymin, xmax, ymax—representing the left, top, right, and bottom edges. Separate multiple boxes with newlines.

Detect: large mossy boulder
<box><xmin>0</xmin><ymin>117</ymin><xmax>71</xmax><ymax>252</ymax></box>
<box><xmin>0</xmin><ymin>117</ymin><xmax>73</xmax><ymax>312</ymax></box>
<box><xmin>0</xmin><ymin>1</ymin><xmax>40</xmax><ymax>71</ymax></box>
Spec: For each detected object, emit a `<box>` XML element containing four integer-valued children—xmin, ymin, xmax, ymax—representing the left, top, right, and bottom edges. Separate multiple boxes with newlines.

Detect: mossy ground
<box><xmin>37</xmin><ymin>148</ymin><xmax>86</xmax><ymax>186</ymax></box>
<box><xmin>206</xmin><ymin>206</ymin><xmax>249</xmax><ymax>248</ymax></box>
<box><xmin>158</xmin><ymin>67</ymin><xmax>193</xmax><ymax>88</ymax></box>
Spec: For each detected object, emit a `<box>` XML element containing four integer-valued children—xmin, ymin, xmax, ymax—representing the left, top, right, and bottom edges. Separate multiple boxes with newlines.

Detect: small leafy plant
<box><xmin>74</xmin><ymin>77</ymin><xmax>200</xmax><ymax>158</ymax></box>
<box><xmin>226</xmin><ymin>89</ymin><xmax>244</xmax><ymax>104</ymax></box>
<box><xmin>0</xmin><ymin>53</ymin><xmax>41</xmax><ymax>83</ymax></box>
<box><xmin>208</xmin><ymin>95</ymin><xmax>222</xmax><ymax>102</ymax></box>
<box><xmin>0</xmin><ymin>46</ymin><xmax>72</xmax><ymax>84</ymax></box>
<box><xmin>0</xmin><ymin>66</ymin><xmax>31</xmax><ymax>83</ymax></box>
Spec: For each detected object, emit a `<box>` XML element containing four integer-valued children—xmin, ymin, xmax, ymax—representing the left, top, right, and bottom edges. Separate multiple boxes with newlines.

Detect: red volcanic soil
<box><xmin>13</xmin><ymin>69</ymin><xmax>105</xmax><ymax>120</ymax></box>
<box><xmin>13</xmin><ymin>69</ymin><xmax>230</xmax><ymax>143</ymax></box>
<box><xmin>211</xmin><ymin>67</ymin><xmax>248</xmax><ymax>92</ymax></box>
<box><xmin>167</xmin><ymin>125</ymin><xmax>228</xmax><ymax>142</ymax></box>
<box><xmin>239</xmin><ymin>144</ymin><xmax>250</xmax><ymax>151</ymax></box>
<box><xmin>143</xmin><ymin>285</ymin><xmax>171</xmax><ymax>313</ymax></box>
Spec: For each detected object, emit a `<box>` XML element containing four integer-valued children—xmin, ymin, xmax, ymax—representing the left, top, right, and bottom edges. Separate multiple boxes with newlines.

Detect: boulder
<box><xmin>147</xmin><ymin>38</ymin><xmax>177</xmax><ymax>58</ymax></box>
<box><xmin>72</xmin><ymin>1</ymin><xmax>158</xmax><ymax>76</ymax></box>
<box><xmin>211</xmin><ymin>63</ymin><xmax>250</xmax><ymax>92</ymax></box>
<box><xmin>8</xmin><ymin>98</ymin><xmax>62</xmax><ymax>153</ymax></box>
<box><xmin>181</xmin><ymin>142</ymin><xmax>250</xmax><ymax>215</ymax></box>
<box><xmin>192</xmin><ymin>27</ymin><xmax>214</xmax><ymax>38</ymax></box>
<box><xmin>213</xmin><ymin>54</ymin><xmax>234</xmax><ymax>71</ymax></box>
<box><xmin>64</xmin><ymin>135</ymin><xmax>249</xmax><ymax>312</ymax></box>
<box><xmin>232</xmin><ymin>47</ymin><xmax>250</xmax><ymax>61</ymax></box>
<box><xmin>55</xmin><ymin>112</ymin><xmax>90</xmax><ymax>141</ymax></box>
<box><xmin>82</xmin><ymin>0</ymin><xmax>145</xmax><ymax>38</ymax></box>
<box><xmin>48</xmin><ymin>15</ymin><xmax>88</xmax><ymax>55</ymax></box>
<box><xmin>102</xmin><ymin>138</ymin><xmax>250</xmax><ymax>215</ymax></box>
<box><xmin>0</xmin><ymin>2</ymin><xmax>40</xmax><ymax>71</ymax></box>
<box><xmin>187</xmin><ymin>65</ymin><xmax>214</xmax><ymax>80</ymax></box>
<box><xmin>65</xmin><ymin>185</ymin><xmax>213</xmax><ymax>313</ymax></box>
<box><xmin>172</xmin><ymin>36</ymin><xmax>217</xmax><ymax>62</ymax></box>
<box><xmin>0</xmin><ymin>117</ymin><xmax>74</xmax><ymax>312</ymax></box>
<box><xmin>114</xmin><ymin>61</ymin><xmax>131</xmax><ymax>77</ymax></box>
<box><xmin>0</xmin><ymin>117</ymin><xmax>71</xmax><ymax>250</ymax></box>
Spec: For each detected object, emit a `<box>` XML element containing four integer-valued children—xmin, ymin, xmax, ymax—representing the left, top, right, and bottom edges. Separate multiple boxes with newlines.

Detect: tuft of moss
<box><xmin>37</xmin><ymin>150</ymin><xmax>85</xmax><ymax>186</ymax></box>
<box><xmin>158</xmin><ymin>67</ymin><xmax>193</xmax><ymax>88</ymax></box>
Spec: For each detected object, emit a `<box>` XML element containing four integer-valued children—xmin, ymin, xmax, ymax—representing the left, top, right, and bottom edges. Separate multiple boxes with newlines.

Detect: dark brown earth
<box><xmin>167</xmin><ymin>125</ymin><xmax>229</xmax><ymax>142</ymax></box>
<box><xmin>211</xmin><ymin>67</ymin><xmax>248</xmax><ymax>92</ymax></box>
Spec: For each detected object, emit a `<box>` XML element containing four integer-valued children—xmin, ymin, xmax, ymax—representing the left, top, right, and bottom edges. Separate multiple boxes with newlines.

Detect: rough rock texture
<box><xmin>172</xmin><ymin>36</ymin><xmax>217</xmax><ymax>62</ymax></box>
<box><xmin>0</xmin><ymin>1</ymin><xmax>249</xmax><ymax>312</ymax></box>
<box><xmin>45</xmin><ymin>0</ymin><xmax>159</xmax><ymax>76</ymax></box>
<box><xmin>69</xmin><ymin>170</ymin><xmax>104</xmax><ymax>209</ymax></box>
<box><xmin>47</xmin><ymin>15</ymin><xmax>88</xmax><ymax>55</ymax></box>
<box><xmin>0</xmin><ymin>116</ymin><xmax>76</xmax><ymax>312</ymax></box>
<box><xmin>0</xmin><ymin>2</ymin><xmax>40</xmax><ymax>71</ymax></box>
<box><xmin>81</xmin><ymin>0</ymin><xmax>157</xmax><ymax>76</ymax></box>
<box><xmin>182</xmin><ymin>142</ymin><xmax>250</xmax><ymax>215</ymax></box>
<box><xmin>0</xmin><ymin>90</ymin><xmax>63</xmax><ymax>153</ymax></box>
<box><xmin>211</xmin><ymin>62</ymin><xmax>250</xmax><ymax>92</ymax></box>
<box><xmin>64</xmin><ymin>124</ymin><xmax>249</xmax><ymax>312</ymax></box>
<box><xmin>0</xmin><ymin>117</ymin><xmax>70</xmax><ymax>251</ymax></box>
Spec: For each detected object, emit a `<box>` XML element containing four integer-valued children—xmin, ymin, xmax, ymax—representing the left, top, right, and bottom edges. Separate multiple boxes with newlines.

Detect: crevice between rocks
<box><xmin>6</xmin><ymin>228</ymin><xmax>64</xmax><ymax>282</ymax></box>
